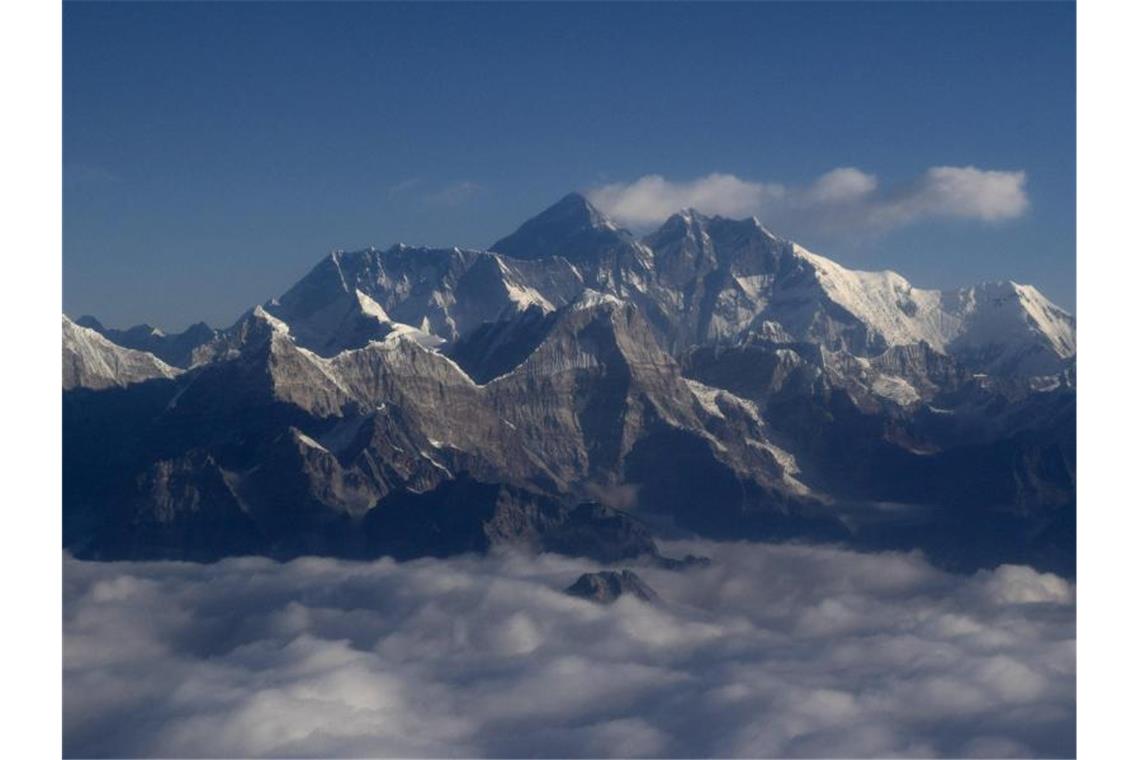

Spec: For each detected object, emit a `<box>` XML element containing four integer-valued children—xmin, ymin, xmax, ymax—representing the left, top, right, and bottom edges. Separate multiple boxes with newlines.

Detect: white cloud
<box><xmin>875</xmin><ymin>166</ymin><xmax>1029</xmax><ymax>224</ymax></box>
<box><xmin>587</xmin><ymin>166</ymin><xmax>1029</xmax><ymax>234</ymax></box>
<box><xmin>805</xmin><ymin>167</ymin><xmax>879</xmax><ymax>204</ymax></box>
<box><xmin>588</xmin><ymin>173</ymin><xmax>786</xmax><ymax>227</ymax></box>
<box><xmin>63</xmin><ymin>542</ymin><xmax>1074</xmax><ymax>758</ymax></box>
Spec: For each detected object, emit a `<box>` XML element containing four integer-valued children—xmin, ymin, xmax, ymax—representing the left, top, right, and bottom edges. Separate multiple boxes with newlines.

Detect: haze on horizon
<box><xmin>63</xmin><ymin>1</ymin><xmax>1075</xmax><ymax>331</ymax></box>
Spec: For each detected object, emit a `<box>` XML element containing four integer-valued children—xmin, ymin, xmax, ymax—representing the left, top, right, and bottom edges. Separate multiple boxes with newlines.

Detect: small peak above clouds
<box><xmin>564</xmin><ymin>569</ymin><xmax>660</xmax><ymax>604</ymax></box>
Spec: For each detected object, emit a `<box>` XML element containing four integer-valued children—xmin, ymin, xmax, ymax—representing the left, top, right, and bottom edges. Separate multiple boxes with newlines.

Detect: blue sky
<box><xmin>64</xmin><ymin>1</ymin><xmax>1075</xmax><ymax>330</ymax></box>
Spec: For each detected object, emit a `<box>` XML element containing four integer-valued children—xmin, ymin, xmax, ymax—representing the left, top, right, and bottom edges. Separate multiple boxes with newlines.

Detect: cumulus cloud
<box><xmin>875</xmin><ymin>166</ymin><xmax>1029</xmax><ymax>224</ymax></box>
<box><xmin>805</xmin><ymin>167</ymin><xmax>880</xmax><ymax>204</ymax></box>
<box><xmin>588</xmin><ymin>173</ymin><xmax>787</xmax><ymax>227</ymax></box>
<box><xmin>587</xmin><ymin>166</ymin><xmax>1028</xmax><ymax>234</ymax></box>
<box><xmin>63</xmin><ymin>542</ymin><xmax>1074</xmax><ymax>758</ymax></box>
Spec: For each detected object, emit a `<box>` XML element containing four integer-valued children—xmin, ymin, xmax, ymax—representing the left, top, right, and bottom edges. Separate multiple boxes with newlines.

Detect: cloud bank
<box><xmin>587</xmin><ymin>167</ymin><xmax>1029</xmax><ymax>233</ymax></box>
<box><xmin>63</xmin><ymin>542</ymin><xmax>1074</xmax><ymax>758</ymax></box>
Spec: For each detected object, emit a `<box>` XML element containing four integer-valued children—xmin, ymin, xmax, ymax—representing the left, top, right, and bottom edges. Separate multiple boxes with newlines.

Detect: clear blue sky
<box><xmin>64</xmin><ymin>1</ymin><xmax>1075</xmax><ymax>330</ymax></box>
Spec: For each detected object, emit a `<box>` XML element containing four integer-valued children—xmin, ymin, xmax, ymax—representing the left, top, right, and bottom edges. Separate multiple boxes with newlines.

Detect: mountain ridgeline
<box><xmin>64</xmin><ymin>193</ymin><xmax>1076</xmax><ymax>573</ymax></box>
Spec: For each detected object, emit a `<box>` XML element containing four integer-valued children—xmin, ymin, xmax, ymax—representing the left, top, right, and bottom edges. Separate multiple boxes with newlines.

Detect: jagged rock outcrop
<box><xmin>565</xmin><ymin>569</ymin><xmax>660</xmax><ymax>604</ymax></box>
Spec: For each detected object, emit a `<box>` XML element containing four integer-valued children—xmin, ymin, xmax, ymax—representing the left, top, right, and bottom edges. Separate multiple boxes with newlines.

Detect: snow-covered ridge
<box><xmin>493</xmin><ymin>255</ymin><xmax>556</xmax><ymax>313</ymax></box>
<box><xmin>353</xmin><ymin>289</ymin><xmax>391</xmax><ymax>322</ymax></box>
<box><xmin>945</xmin><ymin>281</ymin><xmax>1075</xmax><ymax>358</ymax></box>
<box><xmin>62</xmin><ymin>315</ymin><xmax>180</xmax><ymax>390</ymax></box>
<box><xmin>571</xmin><ymin>289</ymin><xmax>626</xmax><ymax>311</ymax></box>
<box><xmin>250</xmin><ymin>304</ymin><xmax>291</xmax><ymax>334</ymax></box>
<box><xmin>75</xmin><ymin>193</ymin><xmax>1074</xmax><ymax>383</ymax></box>
<box><xmin>792</xmin><ymin>244</ymin><xmax>960</xmax><ymax>351</ymax></box>
<box><xmin>788</xmin><ymin>243</ymin><xmax>1073</xmax><ymax>373</ymax></box>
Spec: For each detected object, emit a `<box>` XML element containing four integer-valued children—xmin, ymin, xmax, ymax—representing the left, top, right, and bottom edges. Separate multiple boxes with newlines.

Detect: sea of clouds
<box><xmin>63</xmin><ymin>541</ymin><xmax>1075</xmax><ymax>758</ymax></box>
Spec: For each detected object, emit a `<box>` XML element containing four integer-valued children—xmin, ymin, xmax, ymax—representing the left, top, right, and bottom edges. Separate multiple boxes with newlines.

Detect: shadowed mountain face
<box><xmin>565</xmin><ymin>569</ymin><xmax>660</xmax><ymax>604</ymax></box>
<box><xmin>74</xmin><ymin>315</ymin><xmax>219</xmax><ymax>369</ymax></box>
<box><xmin>64</xmin><ymin>194</ymin><xmax>1076</xmax><ymax>574</ymax></box>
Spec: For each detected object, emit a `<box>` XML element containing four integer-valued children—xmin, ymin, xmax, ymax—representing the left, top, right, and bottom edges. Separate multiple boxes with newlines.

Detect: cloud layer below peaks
<box><xmin>63</xmin><ymin>540</ymin><xmax>1073</xmax><ymax>758</ymax></box>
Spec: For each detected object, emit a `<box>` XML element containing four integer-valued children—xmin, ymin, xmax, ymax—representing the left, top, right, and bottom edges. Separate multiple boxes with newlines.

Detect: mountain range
<box><xmin>63</xmin><ymin>193</ymin><xmax>1076</xmax><ymax>573</ymax></box>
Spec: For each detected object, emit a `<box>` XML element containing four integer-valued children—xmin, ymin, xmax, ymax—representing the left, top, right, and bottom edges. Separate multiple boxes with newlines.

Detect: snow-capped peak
<box><xmin>790</xmin><ymin>243</ymin><xmax>956</xmax><ymax>350</ymax></box>
<box><xmin>490</xmin><ymin>193</ymin><xmax>634</xmax><ymax>262</ymax></box>
<box><xmin>942</xmin><ymin>280</ymin><xmax>1075</xmax><ymax>374</ymax></box>
<box><xmin>62</xmin><ymin>314</ymin><xmax>180</xmax><ymax>390</ymax></box>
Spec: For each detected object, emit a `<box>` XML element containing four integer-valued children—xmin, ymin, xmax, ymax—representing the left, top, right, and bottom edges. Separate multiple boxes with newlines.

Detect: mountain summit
<box><xmin>491</xmin><ymin>192</ymin><xmax>636</xmax><ymax>263</ymax></box>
